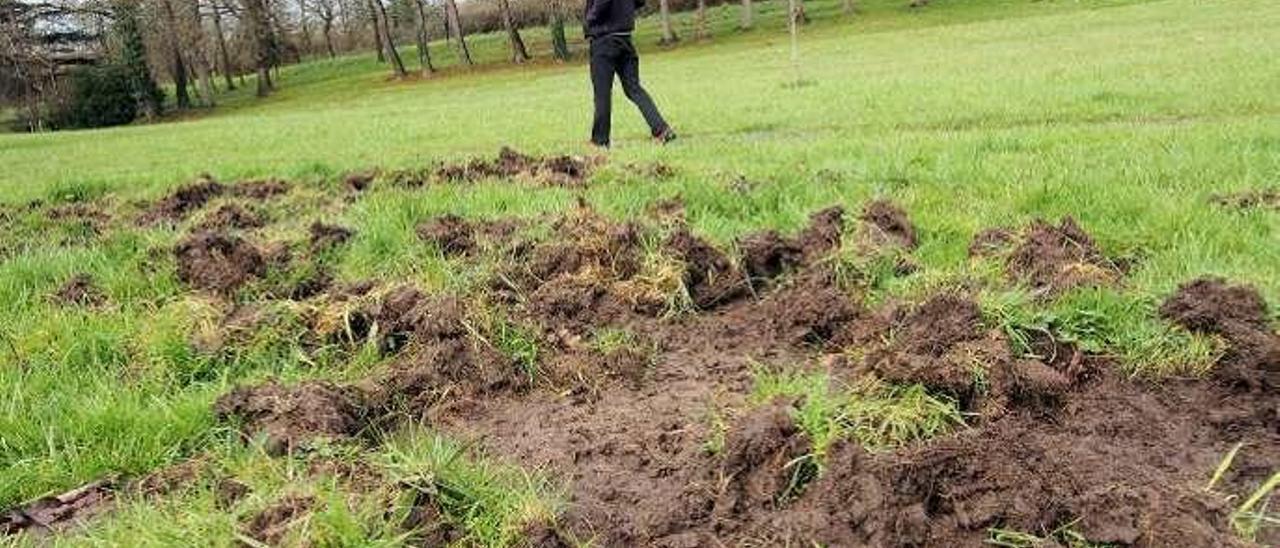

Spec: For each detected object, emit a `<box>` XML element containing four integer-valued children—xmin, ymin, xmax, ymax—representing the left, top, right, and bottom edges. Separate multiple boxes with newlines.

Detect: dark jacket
<box><xmin>583</xmin><ymin>0</ymin><xmax>645</xmax><ymax>39</ymax></box>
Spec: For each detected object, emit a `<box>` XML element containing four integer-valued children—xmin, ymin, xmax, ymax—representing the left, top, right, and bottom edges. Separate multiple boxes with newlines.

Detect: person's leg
<box><xmin>615</xmin><ymin>38</ymin><xmax>670</xmax><ymax>137</ymax></box>
<box><xmin>589</xmin><ymin>38</ymin><xmax>618</xmax><ymax>147</ymax></box>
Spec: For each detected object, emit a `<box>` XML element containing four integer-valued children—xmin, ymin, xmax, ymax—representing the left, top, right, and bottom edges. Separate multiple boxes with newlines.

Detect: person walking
<box><xmin>584</xmin><ymin>0</ymin><xmax>677</xmax><ymax>148</ymax></box>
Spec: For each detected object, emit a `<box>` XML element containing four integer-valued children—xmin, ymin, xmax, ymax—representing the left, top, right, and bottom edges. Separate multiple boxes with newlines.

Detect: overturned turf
<box><xmin>436</xmin><ymin>147</ymin><xmax>600</xmax><ymax>187</ymax></box>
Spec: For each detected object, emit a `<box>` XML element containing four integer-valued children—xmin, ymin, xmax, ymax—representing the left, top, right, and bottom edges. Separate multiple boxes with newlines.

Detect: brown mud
<box><xmin>52</xmin><ymin>274</ymin><xmax>106</xmax><ymax>307</ymax></box>
<box><xmin>1212</xmin><ymin>189</ymin><xmax>1280</xmax><ymax>211</ymax></box>
<box><xmin>0</xmin><ymin>480</ymin><xmax>115</xmax><ymax>536</ymax></box>
<box><xmin>174</xmin><ymin>231</ymin><xmax>266</xmax><ymax>293</ymax></box>
<box><xmin>198</xmin><ymin>204</ymin><xmax>267</xmax><ymax>231</ymax></box>
<box><xmin>240</xmin><ymin>495</ymin><xmax>315</xmax><ymax>546</ymax></box>
<box><xmin>975</xmin><ymin>217</ymin><xmax>1123</xmax><ymax>295</ymax></box>
<box><xmin>231</xmin><ymin>179</ymin><xmax>291</xmax><ymax>200</ymax></box>
<box><xmin>196</xmin><ymin>198</ymin><xmax>1276</xmax><ymax>547</ymax></box>
<box><xmin>308</xmin><ymin>222</ymin><xmax>354</xmax><ymax>252</ymax></box>
<box><xmin>138</xmin><ymin>177</ymin><xmax>225</xmax><ymax>225</ymax></box>
<box><xmin>436</xmin><ymin>147</ymin><xmax>600</xmax><ymax>187</ymax></box>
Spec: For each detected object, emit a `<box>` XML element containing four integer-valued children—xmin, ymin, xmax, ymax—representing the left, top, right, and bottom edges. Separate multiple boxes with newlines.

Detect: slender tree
<box><xmin>843</xmin><ymin>0</ymin><xmax>854</xmax><ymax>14</ymax></box>
<box><xmin>158</xmin><ymin>0</ymin><xmax>191</xmax><ymax>108</ymax></box>
<box><xmin>239</xmin><ymin>0</ymin><xmax>274</xmax><ymax>96</ymax></box>
<box><xmin>549</xmin><ymin>0</ymin><xmax>569</xmax><ymax>61</ymax></box>
<box><xmin>739</xmin><ymin>0</ymin><xmax>752</xmax><ymax>29</ymax></box>
<box><xmin>658</xmin><ymin>0</ymin><xmax>676</xmax><ymax>44</ymax></box>
<box><xmin>443</xmin><ymin>0</ymin><xmax>470</xmax><ymax>66</ymax></box>
<box><xmin>208</xmin><ymin>0</ymin><xmax>235</xmax><ymax>89</ymax></box>
<box><xmin>695</xmin><ymin>0</ymin><xmax>707</xmax><ymax>39</ymax></box>
<box><xmin>412</xmin><ymin>0</ymin><xmax>434</xmax><ymax>74</ymax></box>
<box><xmin>312</xmin><ymin>0</ymin><xmax>336</xmax><ymax>57</ymax></box>
<box><xmin>370</xmin><ymin>0</ymin><xmax>405</xmax><ymax>76</ymax></box>
<box><xmin>188</xmin><ymin>0</ymin><xmax>215</xmax><ymax>105</ymax></box>
<box><xmin>367</xmin><ymin>0</ymin><xmax>384</xmax><ymax>61</ymax></box>
<box><xmin>497</xmin><ymin>0</ymin><xmax>528</xmax><ymax>63</ymax></box>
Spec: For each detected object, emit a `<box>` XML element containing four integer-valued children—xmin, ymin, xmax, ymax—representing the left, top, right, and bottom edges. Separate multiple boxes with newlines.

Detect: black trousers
<box><xmin>590</xmin><ymin>34</ymin><xmax>669</xmax><ymax>146</ymax></box>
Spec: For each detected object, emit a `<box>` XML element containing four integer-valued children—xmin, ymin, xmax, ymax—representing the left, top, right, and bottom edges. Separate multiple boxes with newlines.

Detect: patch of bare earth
<box><xmin>435</xmin><ymin>147</ymin><xmax>601</xmax><ymax>187</ymax></box>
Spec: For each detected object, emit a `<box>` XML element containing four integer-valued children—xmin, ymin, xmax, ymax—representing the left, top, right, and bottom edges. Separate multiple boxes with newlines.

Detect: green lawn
<box><xmin>1</xmin><ymin>0</ymin><xmax>1278</xmax><ymax>544</ymax></box>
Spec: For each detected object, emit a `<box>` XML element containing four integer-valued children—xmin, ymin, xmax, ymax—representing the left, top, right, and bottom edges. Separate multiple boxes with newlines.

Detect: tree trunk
<box><xmin>550</xmin><ymin>2</ymin><xmax>569</xmax><ymax>61</ymax></box>
<box><xmin>297</xmin><ymin>0</ymin><xmax>312</xmax><ymax>58</ymax></box>
<box><xmin>842</xmin><ymin>0</ymin><xmax>854</xmax><ymax>14</ymax></box>
<box><xmin>369</xmin><ymin>0</ymin><xmax>385</xmax><ymax>62</ymax></box>
<box><xmin>159</xmin><ymin>0</ymin><xmax>191</xmax><ymax>108</ymax></box>
<box><xmin>189</xmin><ymin>0</ymin><xmax>216</xmax><ymax>106</ymax></box>
<box><xmin>740</xmin><ymin>0</ymin><xmax>752</xmax><ymax>29</ymax></box>
<box><xmin>371</xmin><ymin>0</ymin><xmax>406</xmax><ymax>77</ymax></box>
<box><xmin>210</xmin><ymin>0</ymin><xmax>235</xmax><ymax>90</ymax></box>
<box><xmin>658</xmin><ymin>0</ymin><xmax>677</xmax><ymax>44</ymax></box>
<box><xmin>413</xmin><ymin>0</ymin><xmax>435</xmax><ymax>74</ymax></box>
<box><xmin>695</xmin><ymin>0</ymin><xmax>707</xmax><ymax>39</ymax></box>
<box><xmin>499</xmin><ymin>0</ymin><xmax>529</xmax><ymax>63</ymax></box>
<box><xmin>444</xmin><ymin>0</ymin><xmax>471</xmax><ymax>66</ymax></box>
<box><xmin>240</xmin><ymin>0</ymin><xmax>274</xmax><ymax>96</ymax></box>
<box><xmin>322</xmin><ymin>18</ymin><xmax>336</xmax><ymax>58</ymax></box>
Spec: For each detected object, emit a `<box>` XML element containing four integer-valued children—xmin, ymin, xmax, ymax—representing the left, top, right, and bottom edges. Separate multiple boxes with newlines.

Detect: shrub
<box><xmin>52</xmin><ymin>64</ymin><xmax>139</xmax><ymax>129</ymax></box>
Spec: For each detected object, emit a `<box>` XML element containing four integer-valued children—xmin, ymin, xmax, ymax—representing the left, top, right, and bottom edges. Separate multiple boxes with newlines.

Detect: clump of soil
<box><xmin>308</xmin><ymin>222</ymin><xmax>354</xmax><ymax>251</ymax></box>
<box><xmin>778</xmin><ymin>368</ymin><xmax>1278</xmax><ymax>547</ymax></box>
<box><xmin>1000</xmin><ymin>217</ymin><xmax>1121</xmax><ymax>295</ymax></box>
<box><xmin>739</xmin><ymin>206</ymin><xmax>848</xmax><ymax>288</ymax></box>
<box><xmin>231</xmin><ymin>179</ymin><xmax>291</xmax><ymax>200</ymax></box>
<box><xmin>416</xmin><ymin>214</ymin><xmax>475</xmax><ymax>256</ymax></box>
<box><xmin>967</xmin><ymin>227</ymin><xmax>1016</xmax><ymax>257</ymax></box>
<box><xmin>198</xmin><ymin>204</ymin><xmax>266</xmax><ymax>231</ymax></box>
<box><xmin>664</xmin><ymin>227</ymin><xmax>748</xmax><ymax>309</ymax></box>
<box><xmin>1</xmin><ymin>479</ymin><xmax>114</xmax><ymax>535</ymax></box>
<box><xmin>648</xmin><ymin>195</ymin><xmax>686</xmax><ymax>222</ymax></box>
<box><xmin>860</xmin><ymin>294</ymin><xmax>991</xmax><ymax>405</ymax></box>
<box><xmin>713</xmin><ymin>401</ymin><xmax>814</xmax><ymax>521</ymax></box>
<box><xmin>53</xmin><ymin>274</ymin><xmax>105</xmax><ymax>307</ymax></box>
<box><xmin>213</xmin><ymin>380</ymin><xmax>367</xmax><ymax>456</ymax></box>
<box><xmin>436</xmin><ymin>147</ymin><xmax>599</xmax><ymax>187</ymax></box>
<box><xmin>138</xmin><ymin>177</ymin><xmax>225</xmax><ymax>225</ymax></box>
<box><xmin>1211</xmin><ymin>188</ymin><xmax>1280</xmax><ymax>211</ymax></box>
<box><xmin>1161</xmin><ymin>277</ymin><xmax>1279</xmax><ymax>389</ymax></box>
<box><xmin>857</xmin><ymin>200</ymin><xmax>917</xmax><ymax>250</ymax></box>
<box><xmin>174</xmin><ymin>231</ymin><xmax>267</xmax><ymax>293</ymax></box>
<box><xmin>343</xmin><ymin>171</ymin><xmax>374</xmax><ymax>192</ymax></box>
<box><xmin>131</xmin><ymin>458</ymin><xmax>210</xmax><ymax>498</ymax></box>
<box><xmin>400</xmin><ymin>490</ymin><xmax>460</xmax><ymax>546</ymax></box>
<box><xmin>46</xmin><ymin>203</ymin><xmax>112</xmax><ymax>234</ymax></box>
<box><xmin>760</xmin><ymin>269</ymin><xmax>862</xmax><ymax>347</ymax></box>
<box><xmin>241</xmin><ymin>495</ymin><xmax>314</xmax><ymax>546</ymax></box>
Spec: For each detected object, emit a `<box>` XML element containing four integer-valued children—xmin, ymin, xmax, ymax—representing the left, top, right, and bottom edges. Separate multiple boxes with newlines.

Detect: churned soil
<box><xmin>231</xmin><ymin>179</ymin><xmax>291</xmax><ymax>200</ymax></box>
<box><xmin>0</xmin><ymin>480</ymin><xmax>115</xmax><ymax>535</ymax></box>
<box><xmin>214</xmin><ymin>380</ymin><xmax>368</xmax><ymax>456</ymax></box>
<box><xmin>308</xmin><ymin>222</ymin><xmax>354</xmax><ymax>252</ymax></box>
<box><xmin>240</xmin><ymin>495</ymin><xmax>315</xmax><ymax>546</ymax></box>
<box><xmin>174</xmin><ymin>231</ymin><xmax>266</xmax><ymax>293</ymax></box>
<box><xmin>52</xmin><ymin>273</ymin><xmax>106</xmax><ymax>307</ymax></box>
<box><xmin>138</xmin><ymin>177</ymin><xmax>226</xmax><ymax>225</ymax></box>
<box><xmin>975</xmin><ymin>217</ymin><xmax>1123</xmax><ymax>295</ymax></box>
<box><xmin>435</xmin><ymin>147</ymin><xmax>600</xmax><ymax>187</ymax></box>
<box><xmin>198</xmin><ymin>204</ymin><xmax>267</xmax><ymax>231</ymax></box>
<box><xmin>1161</xmin><ymin>277</ymin><xmax>1279</xmax><ymax>390</ymax></box>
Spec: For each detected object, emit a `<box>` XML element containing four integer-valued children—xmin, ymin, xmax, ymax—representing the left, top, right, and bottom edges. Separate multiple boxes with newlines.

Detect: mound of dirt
<box><xmin>739</xmin><ymin>206</ymin><xmax>850</xmax><ymax>288</ymax></box>
<box><xmin>400</xmin><ymin>490</ymin><xmax>460</xmax><ymax>546</ymax></box>
<box><xmin>46</xmin><ymin>203</ymin><xmax>112</xmax><ymax>233</ymax></box>
<box><xmin>436</xmin><ymin>147</ymin><xmax>599</xmax><ymax>187</ymax></box>
<box><xmin>648</xmin><ymin>196</ymin><xmax>686</xmax><ymax>222</ymax></box>
<box><xmin>231</xmin><ymin>179</ymin><xmax>291</xmax><ymax>200</ymax></box>
<box><xmin>861</xmin><ymin>295</ymin><xmax>990</xmax><ymax>404</ymax></box>
<box><xmin>138</xmin><ymin>177</ymin><xmax>225</xmax><ymax>225</ymax></box>
<box><xmin>858</xmin><ymin>200</ymin><xmax>917</xmax><ymax>250</ymax></box>
<box><xmin>308</xmin><ymin>222</ymin><xmax>354</xmax><ymax>251</ymax></box>
<box><xmin>198</xmin><ymin>204</ymin><xmax>266</xmax><ymax>231</ymax></box>
<box><xmin>174</xmin><ymin>231</ymin><xmax>266</xmax><ymax>293</ymax></box>
<box><xmin>759</xmin><ymin>269</ymin><xmax>862</xmax><ymax>347</ymax></box>
<box><xmin>713</xmin><ymin>401</ymin><xmax>814</xmax><ymax>522</ymax></box>
<box><xmin>241</xmin><ymin>495</ymin><xmax>314</xmax><ymax>546</ymax></box>
<box><xmin>664</xmin><ymin>227</ymin><xmax>748</xmax><ymax>309</ymax></box>
<box><xmin>777</xmin><ymin>370</ymin><xmax>1278</xmax><ymax>547</ymax></box>
<box><xmin>1161</xmin><ymin>277</ymin><xmax>1279</xmax><ymax>389</ymax></box>
<box><xmin>214</xmin><ymin>380</ymin><xmax>367</xmax><ymax>456</ymax></box>
<box><xmin>416</xmin><ymin>214</ymin><xmax>476</xmax><ymax>256</ymax></box>
<box><xmin>53</xmin><ymin>274</ymin><xmax>105</xmax><ymax>307</ymax></box>
<box><xmin>967</xmin><ymin>227</ymin><xmax>1015</xmax><ymax>257</ymax></box>
<box><xmin>1</xmin><ymin>479</ymin><xmax>114</xmax><ymax>535</ymax></box>
<box><xmin>343</xmin><ymin>171</ymin><xmax>374</xmax><ymax>192</ymax></box>
<box><xmin>1211</xmin><ymin>188</ymin><xmax>1280</xmax><ymax>211</ymax></box>
<box><xmin>1005</xmin><ymin>217</ymin><xmax>1121</xmax><ymax>295</ymax></box>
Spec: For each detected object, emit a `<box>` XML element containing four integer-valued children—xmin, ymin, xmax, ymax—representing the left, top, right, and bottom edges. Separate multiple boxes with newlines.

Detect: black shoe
<box><xmin>654</xmin><ymin>127</ymin><xmax>677</xmax><ymax>145</ymax></box>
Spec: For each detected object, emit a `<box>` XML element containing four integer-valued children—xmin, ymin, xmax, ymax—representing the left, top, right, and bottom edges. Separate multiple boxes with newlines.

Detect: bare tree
<box><xmin>657</xmin><ymin>0</ymin><xmax>676</xmax><ymax>44</ymax></box>
<box><xmin>369</xmin><ymin>0</ymin><xmax>405</xmax><ymax>76</ymax></box>
<box><xmin>366</xmin><ymin>0</ymin><xmax>383</xmax><ymax>61</ymax></box>
<box><xmin>239</xmin><ymin>0</ymin><xmax>274</xmax><ymax>95</ymax></box>
<box><xmin>442</xmin><ymin>0</ymin><xmax>469</xmax><ymax>66</ymax></box>
<box><xmin>187</xmin><ymin>0</ymin><xmax>215</xmax><ymax>105</ymax></box>
<box><xmin>310</xmin><ymin>0</ymin><xmax>336</xmax><ymax>57</ymax></box>
<box><xmin>548</xmin><ymin>0</ymin><xmax>568</xmax><ymax>61</ymax></box>
<box><xmin>695</xmin><ymin>0</ymin><xmax>707</xmax><ymax>40</ymax></box>
<box><xmin>157</xmin><ymin>0</ymin><xmax>192</xmax><ymax>107</ymax></box>
<box><xmin>497</xmin><ymin>0</ymin><xmax>528</xmax><ymax>63</ymax></box>
<box><xmin>411</xmin><ymin>0</ymin><xmax>433</xmax><ymax>74</ymax></box>
<box><xmin>208</xmin><ymin>0</ymin><xmax>235</xmax><ymax>89</ymax></box>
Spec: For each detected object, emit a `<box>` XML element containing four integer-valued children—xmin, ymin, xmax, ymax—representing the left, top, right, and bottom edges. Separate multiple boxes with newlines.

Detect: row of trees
<box><xmin>3</xmin><ymin>0</ymin><xmax>919</xmax><ymax>131</ymax></box>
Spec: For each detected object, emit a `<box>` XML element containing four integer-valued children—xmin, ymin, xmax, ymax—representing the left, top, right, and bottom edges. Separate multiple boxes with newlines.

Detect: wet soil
<box><xmin>198</xmin><ymin>204</ymin><xmax>266</xmax><ymax>231</ymax></box>
<box><xmin>138</xmin><ymin>177</ymin><xmax>225</xmax><ymax>225</ymax></box>
<box><xmin>52</xmin><ymin>274</ymin><xmax>105</xmax><ymax>307</ymax></box>
<box><xmin>436</xmin><ymin>147</ymin><xmax>600</xmax><ymax>187</ymax></box>
<box><xmin>174</xmin><ymin>231</ymin><xmax>267</xmax><ymax>294</ymax></box>
<box><xmin>240</xmin><ymin>495</ymin><xmax>314</xmax><ymax>546</ymax></box>
<box><xmin>858</xmin><ymin>199</ymin><xmax>918</xmax><ymax>250</ymax></box>
<box><xmin>308</xmin><ymin>222</ymin><xmax>354</xmax><ymax>252</ymax></box>
<box><xmin>231</xmin><ymin>179</ymin><xmax>291</xmax><ymax>200</ymax></box>
<box><xmin>0</xmin><ymin>479</ymin><xmax>115</xmax><ymax>536</ymax></box>
<box><xmin>213</xmin><ymin>380</ymin><xmax>368</xmax><ymax>456</ymax></box>
<box><xmin>981</xmin><ymin>217</ymin><xmax>1123</xmax><ymax>295</ymax></box>
<box><xmin>1161</xmin><ymin>277</ymin><xmax>1279</xmax><ymax>390</ymax></box>
<box><xmin>416</xmin><ymin>214</ymin><xmax>478</xmax><ymax>256</ymax></box>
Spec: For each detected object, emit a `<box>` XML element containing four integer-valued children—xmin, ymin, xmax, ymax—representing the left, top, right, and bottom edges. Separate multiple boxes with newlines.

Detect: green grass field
<box><xmin>2</xmin><ymin>0</ymin><xmax>1278</xmax><ymax>545</ymax></box>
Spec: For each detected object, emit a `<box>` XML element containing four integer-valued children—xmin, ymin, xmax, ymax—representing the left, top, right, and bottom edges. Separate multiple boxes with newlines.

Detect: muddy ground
<box><xmin>204</xmin><ymin>200</ymin><xmax>1278</xmax><ymax>546</ymax></box>
<box><xmin>5</xmin><ymin>159</ymin><xmax>1278</xmax><ymax>546</ymax></box>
